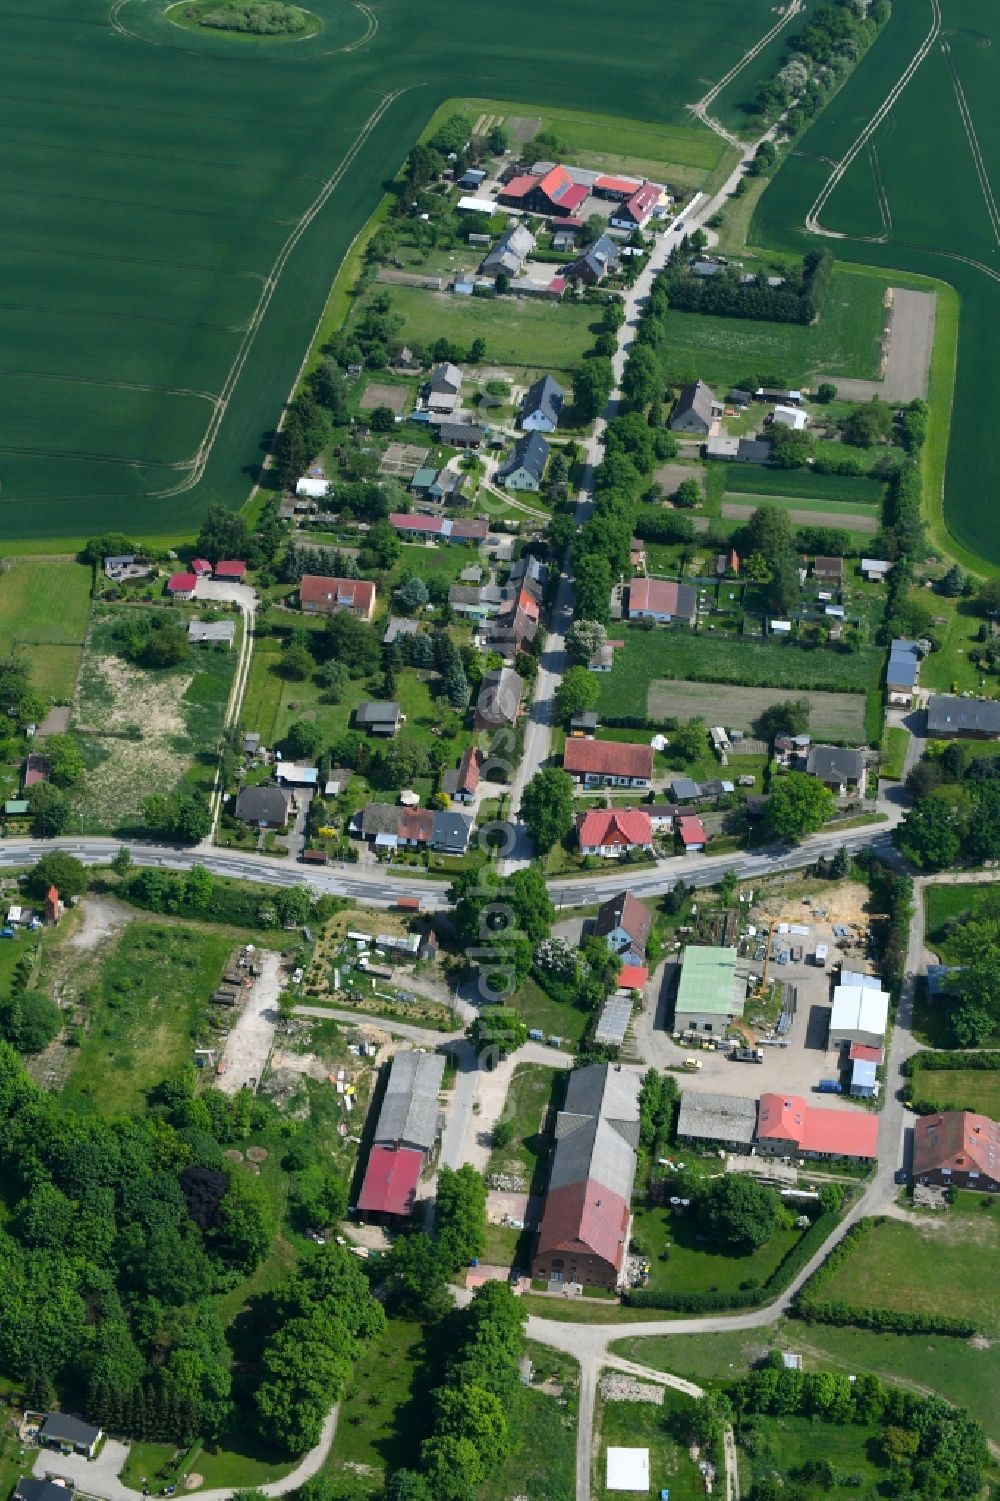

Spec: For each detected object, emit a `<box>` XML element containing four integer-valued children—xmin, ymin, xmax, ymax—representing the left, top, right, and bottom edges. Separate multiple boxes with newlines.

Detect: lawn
<box><xmin>594</xmin><ymin>1387</ymin><xmax>704</xmax><ymax>1501</ymax></box>
<box><xmin>0</xmin><ymin>559</ymin><xmax>93</xmax><ymax>697</ymax></box>
<box><xmin>646</xmin><ymin>680</ymin><xmax>867</xmax><ymax>740</ymax></box>
<box><xmin>908</xmin><ymin>1063</ymin><xmax>1000</xmax><ymax>1118</ymax></box>
<box><xmin>349</xmin><ymin>283</ymin><xmax>598</xmax><ymax>373</ymax></box>
<box><xmin>819</xmin><ymin>1207</ymin><xmax>1000</xmax><ymax>1338</ymax></box>
<box><xmin>599</xmin><ymin>629</ymin><xmax>883</xmax><ymax>720</ymax></box>
<box><xmin>659</xmin><ymin>268</ymin><xmax>893</xmax><ymax>390</ymax></box>
<box><xmin>61</xmin><ymin>923</ymin><xmax>234</xmax><ymax>1113</ymax></box>
<box><xmin>911</xmin><ymin>594</ymin><xmax>988</xmax><ymax>695</ymax></box>
<box><xmin>630</xmin><ymin>1204</ymin><xmax>804</xmax><ymax>1301</ymax></box>
<box><xmin>722</xmin><ymin>492</ymin><xmax>880</xmax><ymax>524</ymax></box>
<box><xmin>879</xmin><ymin>725</ymin><xmax>908</xmax><ymax>780</ymax></box>
<box><xmin>924</xmin><ymin>882</ymin><xmax>996</xmax><ymax>953</ymax></box>
<box><xmin>511</xmin><ymin>975</ymin><xmax>590</xmax><ymax>1047</ymax></box>
<box><xmin>752</xmin><ymin>1415</ymin><xmax>885</xmax><ymax>1492</ymax></box>
<box><xmin>721</xmin><ymin>465</ymin><xmax>886</xmax><ymax>506</ymax></box>
<box><xmin>69</xmin><ymin>607</ymin><xmax>236</xmax><ymax>832</ymax></box>
<box><xmin>611</xmin><ymin>1328</ymin><xmax>780</xmax><ymax>1382</ymax></box>
<box><xmin>323</xmin><ymin>1317</ymin><xmax>427</xmax><ymax>1496</ymax></box>
<box><xmin>480</xmin><ymin>1343</ymin><xmax>578</xmax><ymax>1501</ymax></box>
<box><xmin>488</xmin><ymin>1062</ymin><xmax>562</xmax><ymax>1193</ymax></box>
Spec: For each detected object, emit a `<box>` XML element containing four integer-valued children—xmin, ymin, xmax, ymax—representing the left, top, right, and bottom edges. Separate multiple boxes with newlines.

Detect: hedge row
<box><xmin>907</xmin><ymin>1050</ymin><xmax>1000</xmax><ymax>1074</ymax></box>
<box><xmin>623</xmin><ymin>1206</ymin><xmax>840</xmax><ymax>1313</ymax></box>
<box><xmin>792</xmin><ymin>1217</ymin><xmax>978</xmax><ymax>1336</ymax></box>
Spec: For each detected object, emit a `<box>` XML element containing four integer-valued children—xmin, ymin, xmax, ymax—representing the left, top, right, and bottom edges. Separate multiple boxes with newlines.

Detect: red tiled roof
<box><xmin>617</xmin><ymin>965</ymin><xmax>648</xmax><ymax>990</ymax></box>
<box><xmin>215</xmin><ymin>560</ymin><xmax>246</xmax><ymax>579</ymax></box>
<box><xmin>849</xmin><ymin>1042</ymin><xmax>883</xmax><ymax>1063</ymax></box>
<box><xmin>563</xmin><ymin>739</ymin><xmax>653</xmax><ymax>779</ymax></box>
<box><xmin>913</xmin><ymin>1110</ymin><xmax>1000</xmax><ymax>1179</ymax></box>
<box><xmin>190</xmin><ymin>558</ymin><xmax>213</xmax><ymax>575</ymax></box>
<box><xmin>536</xmin><ymin>166</ymin><xmax>588</xmax><ymax>214</ymax></box>
<box><xmin>679</xmin><ymin>816</ymin><xmax>707</xmax><ymax>847</ymax></box>
<box><xmin>517</xmin><ymin>589</ymin><xmax>540</xmax><ymax>621</ymax></box>
<box><xmin>577</xmin><ymin>808</ymin><xmax>653</xmax><ymax>849</ymax></box>
<box><xmin>534</xmin><ymin>1179</ymin><xmax>630</xmax><ymax>1272</ymax></box>
<box><xmin>390</xmin><ymin>512</ymin><xmax>443</xmax><ymax>534</ymax></box>
<box><xmin>500</xmin><ymin>173</ymin><xmax>537</xmax><ymax>199</ymax></box>
<box><xmin>757</xmin><ymin>1093</ymin><xmax>879</xmax><ymax>1158</ymax></box>
<box><xmin>629</xmin><ymin>578</ymin><xmax>691</xmax><ymax>617</ymax></box>
<box><xmin>399</xmin><ymin>807</ymin><xmax>434</xmax><ymax>843</ymax></box>
<box><xmin>167</xmin><ymin>572</ymin><xmax>197</xmax><ymax>592</ymax></box>
<box><xmin>300</xmin><ymin>574</ymin><xmax>375</xmax><ymax>611</ymax></box>
<box><xmin>357</xmin><ymin>1145</ymin><xmax>423</xmax><ymax>1216</ymax></box>
<box><xmin>549</xmin><ymin>276</ymin><xmax>567</xmax><ymax>295</ymax></box>
<box><xmin>457</xmin><ymin>745</ymin><xmax>481</xmax><ymax>793</ymax></box>
<box><xmin>595</xmin><ymin>174</ymin><xmax>639</xmax><ymax>196</ymax></box>
<box><xmin>450</xmin><ymin>517</ymin><xmax>489</xmax><ymax>540</ymax></box>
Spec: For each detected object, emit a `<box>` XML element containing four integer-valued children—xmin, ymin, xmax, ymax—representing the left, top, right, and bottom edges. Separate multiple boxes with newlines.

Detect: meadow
<box><xmin>0</xmin><ymin>0</ymin><xmax>780</xmax><ymax>549</ymax></box>
<box><xmin>753</xmin><ymin>0</ymin><xmax>997</xmax><ymax>564</ymax></box>
<box><xmin>659</xmin><ymin>267</ymin><xmax>891</xmax><ymax>389</ymax></box>
<box><xmin>646</xmin><ymin>680</ymin><xmax>867</xmax><ymax>740</ymax></box>
<box><xmin>598</xmin><ymin>629</ymin><xmax>883</xmax><ymax>719</ymax></box>
<box><xmin>722</xmin><ymin>467</ymin><xmax>886</xmax><ymax>505</ymax></box>
<box><xmin>0</xmin><ymin>559</ymin><xmax>93</xmax><ymax>697</ymax></box>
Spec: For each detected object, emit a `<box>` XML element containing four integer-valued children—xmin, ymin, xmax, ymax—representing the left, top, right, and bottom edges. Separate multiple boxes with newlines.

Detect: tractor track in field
<box><xmin>805</xmin><ymin>0</ymin><xmax>941</xmax><ymax>237</ymax></box>
<box><xmin>151</xmin><ymin>83</ymin><xmax>408</xmax><ymax>497</ymax></box>
<box><xmin>940</xmin><ymin>38</ymin><xmax>1000</xmax><ymax>248</ymax></box>
<box><xmin>690</xmin><ymin>0</ymin><xmax>803</xmax><ymax>148</ymax></box>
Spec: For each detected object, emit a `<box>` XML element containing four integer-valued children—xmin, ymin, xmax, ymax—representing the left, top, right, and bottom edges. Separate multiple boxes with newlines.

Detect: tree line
<box><xmin>662</xmin><ymin>247</ymin><xmax>834</xmax><ymax>326</ymax></box>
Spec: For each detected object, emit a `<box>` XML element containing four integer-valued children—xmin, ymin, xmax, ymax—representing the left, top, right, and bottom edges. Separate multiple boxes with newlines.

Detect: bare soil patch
<box><xmin>836</xmin><ymin>288</ymin><xmax>936</xmax><ymax>403</ymax></box>
<box><xmin>646</xmin><ymin>679</ymin><xmax>867</xmax><ymax>739</ymax></box>
<box><xmin>721</xmin><ymin>501</ymin><xmax>878</xmax><ymax>533</ymax></box>
<box><xmin>380</xmin><ymin>441</ymin><xmax>429</xmax><ymax>477</ymax></box>
<box><xmin>652</xmin><ymin>463</ymin><xmax>705</xmax><ymax>496</ymax></box>
<box><xmin>360</xmin><ymin>381</ymin><xmax>408</xmax><ymax>413</ymax></box>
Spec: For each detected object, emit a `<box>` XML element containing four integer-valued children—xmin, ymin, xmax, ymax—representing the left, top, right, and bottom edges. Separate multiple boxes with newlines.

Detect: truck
<box><xmin>731</xmin><ymin>1047</ymin><xmax>764</xmax><ymax>1064</ymax></box>
<box><xmin>814</xmin><ymin>944</ymin><xmax>828</xmax><ymax>967</ymax></box>
<box><xmin>816</xmin><ymin>1078</ymin><xmax>842</xmax><ymax>1094</ymax></box>
<box><xmin>682</xmin><ymin>1057</ymin><xmax>703</xmax><ymax>1071</ymax></box>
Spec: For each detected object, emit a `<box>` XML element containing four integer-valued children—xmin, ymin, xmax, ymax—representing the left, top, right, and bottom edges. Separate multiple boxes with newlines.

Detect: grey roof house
<box><xmin>233</xmin><ymin>784</ymin><xmax>290</xmax><ymax>830</ymax></box>
<box><xmin>373</xmin><ymin>1049</ymin><xmax>446</xmax><ymax>1152</ymax></box>
<box><xmin>39</xmin><ymin>1414</ymin><xmax>103</xmax><ymax>1457</ymax></box>
<box><xmin>427</xmin><ymin>362</ymin><xmax>461</xmax><ymax>396</ymax></box>
<box><xmin>805</xmin><ymin>744</ymin><xmax>867</xmax><ymax>796</ymax></box>
<box><xmin>431</xmin><ymin>809</ymin><xmax>473</xmax><ymax>853</ymax></box>
<box><xmin>497</xmin><ymin>431</ymin><xmax>550</xmax><ymax>491</ymax></box>
<box><xmin>670</xmin><ymin>380</ymin><xmax>718</xmax><ymax>434</ymax></box>
<box><xmin>482</xmin><ymin>224</ymin><xmax>535</xmax><ymax>278</ymax></box>
<box><xmin>475</xmin><ymin>666</ymin><xmax>524</xmax><ymax>729</ymax></box>
<box><xmin>355</xmin><ymin>700</ymin><xmax>402</xmax><ymax>736</ymax></box>
<box><xmin>519</xmin><ymin>375</ymin><xmax>565</xmax><ymax>433</ymax></box>
<box><xmin>359</xmin><ymin>803</ymin><xmax>403</xmax><ymax>844</ymax></box>
<box><xmin>566</xmin><ymin>233</ymin><xmax>621</xmax><ymax>284</ymax></box>
<box><xmin>926</xmin><ymin>694</ymin><xmax>1000</xmax><ymax>739</ymax></box>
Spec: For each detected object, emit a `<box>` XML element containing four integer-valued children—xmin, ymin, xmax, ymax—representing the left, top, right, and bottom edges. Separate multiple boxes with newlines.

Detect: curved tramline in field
<box><xmin>153</xmin><ymin>84</ymin><xmax>408</xmax><ymax>498</ymax></box>
<box><xmin>690</xmin><ymin>0</ymin><xmax>803</xmax><ymax>147</ymax></box>
<box><xmin>805</xmin><ymin>0</ymin><xmax>942</xmax><ymax>237</ymax></box>
<box><xmin>110</xmin><ymin>0</ymin><xmax>377</xmax><ymax>57</ymax></box>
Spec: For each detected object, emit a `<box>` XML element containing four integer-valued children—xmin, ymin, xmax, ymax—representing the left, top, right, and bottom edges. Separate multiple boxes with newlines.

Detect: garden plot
<box><xmin>646</xmin><ymin>680</ymin><xmax>867</xmax><ymax>739</ymax></box>
<box><xmin>359</xmin><ymin>381</ymin><xmax>409</xmax><ymax>413</ymax></box>
<box><xmin>380</xmin><ymin>442</ymin><xmax>430</xmax><ymax>477</ymax></box>
<box><xmin>721</xmin><ymin>498</ymin><xmax>879</xmax><ymax>533</ymax></box>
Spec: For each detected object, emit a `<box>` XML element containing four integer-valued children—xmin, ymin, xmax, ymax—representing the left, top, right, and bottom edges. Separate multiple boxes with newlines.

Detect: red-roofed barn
<box><xmin>756</xmin><ymin>1093</ymin><xmax>878</xmax><ymax>1161</ymax></box>
<box><xmin>563</xmin><ymin>738</ymin><xmax>653</xmax><ymax>787</ymax></box>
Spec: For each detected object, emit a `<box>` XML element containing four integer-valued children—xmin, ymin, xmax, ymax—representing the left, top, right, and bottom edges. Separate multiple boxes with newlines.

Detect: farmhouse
<box><xmin>829</xmin><ymin>970</ymin><xmax>889</xmax><ymax>1050</ymax></box>
<box><xmin>233</xmin><ymin>784</ymin><xmax>290</xmax><ymax>830</ymax></box>
<box><xmin>670</xmin><ymin>380</ymin><xmax>719</xmax><ymax>435</ymax></box>
<box><xmin>357</xmin><ymin>1049</ymin><xmax>446</xmax><ymax>1220</ymax></box>
<box><xmin>886</xmin><ymin>638</ymin><xmax>921</xmax><ymax>707</ymax></box>
<box><xmin>676</xmin><ymin>1092</ymin><xmax>757</xmax><ymax>1151</ymax></box>
<box><xmin>497</xmin><ymin>431</ymin><xmax>549</xmax><ymax>491</ymax></box>
<box><xmin>214</xmin><ymin>560</ymin><xmax>246</xmax><ymax>582</ymax></box>
<box><xmin>913</xmin><ymin>1111</ymin><xmax>1000</xmax><ymax>1191</ymax></box>
<box><xmin>39</xmin><ymin>1414</ymin><xmax>103</xmax><ymax>1458</ymax></box>
<box><xmin>500</xmin><ymin>164</ymin><xmax>588</xmax><ymax>218</ymax></box>
<box><xmin>626</xmin><ymin>577</ymin><xmax>697</xmax><ymax>625</ymax></box>
<box><xmin>519</xmin><ymin>375</ymin><xmax>565</xmax><ymax>432</ymax></box>
<box><xmin>674</xmin><ymin>945</ymin><xmax>744</xmax><ymax>1035</ymax></box>
<box><xmin>805</xmin><ymin>744</ymin><xmax>867</xmax><ymax>797</ymax></box>
<box><xmin>481</xmin><ymin>224</ymin><xmax>536</xmax><ymax>279</ymax></box>
<box><xmin>187</xmin><ymin>619</ymin><xmax>235</xmax><ymax>647</ymax></box>
<box><xmin>595</xmin><ymin>890</ymin><xmax>651</xmax><ymax>966</ymax></box>
<box><xmin>531</xmin><ymin>1063</ymin><xmax>640</xmax><ymax>1289</ymax></box>
<box><xmin>475</xmin><ymin>665</ymin><xmax>524</xmax><ymax>729</ymax></box>
<box><xmin>563</xmin><ymin>738</ymin><xmax>653</xmax><ymax>787</ymax></box>
<box><xmin>755</xmin><ymin>1093</ymin><xmax>878</xmax><ymax>1162</ymax></box>
<box><xmin>389</xmin><ymin>513</ymin><xmax>488</xmax><ymax>543</ymax></box>
<box><xmin>299</xmin><ymin>574</ymin><xmax>376</xmax><ymax>620</ymax></box>
<box><xmin>576</xmin><ymin>808</ymin><xmax>653</xmax><ymax>859</ymax></box>
<box><xmin>610</xmin><ymin>180</ymin><xmax>660</xmax><ymax>231</ymax></box>
<box><xmin>926</xmin><ymin>694</ymin><xmax>1000</xmax><ymax>740</ymax></box>
<box><xmin>355</xmin><ymin>701</ymin><xmax>402</xmax><ymax>736</ymax></box>
<box><xmin>166</xmin><ymin>572</ymin><xmax>198</xmax><ymax>600</ymax></box>
<box><xmin>567</xmin><ymin>233</ymin><xmax>621</xmax><ymax>285</ymax></box>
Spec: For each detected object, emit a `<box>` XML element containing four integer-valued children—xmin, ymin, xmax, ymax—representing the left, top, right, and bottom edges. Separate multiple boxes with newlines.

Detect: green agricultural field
<box><xmin>598</xmin><ymin>629</ymin><xmax>883</xmax><ymax>719</ymax></box>
<box><xmin>722</xmin><ymin>466</ymin><xmax>886</xmax><ymax>505</ymax></box>
<box><xmin>348</xmin><ymin>284</ymin><xmax>597</xmax><ymax>373</ymax></box>
<box><xmin>818</xmin><ymin>1208</ymin><xmax>1000</xmax><ymax>1338</ymax></box>
<box><xmin>62</xmin><ymin>922</ymin><xmax>234</xmax><ymax>1113</ymax></box>
<box><xmin>754</xmin><ymin>0</ymin><xmax>995</xmax><ymax>564</ymax></box>
<box><xmin>909</xmin><ymin>1063</ymin><xmax>1000</xmax><ymax>1118</ymax></box>
<box><xmin>69</xmin><ymin>607</ymin><xmax>236</xmax><ymax>832</ymax></box>
<box><xmin>0</xmin><ymin>559</ymin><xmax>92</xmax><ymax>697</ymax></box>
<box><xmin>0</xmin><ymin>0</ymin><xmax>781</xmax><ymax>548</ymax></box>
<box><xmin>660</xmin><ymin>267</ymin><xmax>893</xmax><ymax>390</ymax></box>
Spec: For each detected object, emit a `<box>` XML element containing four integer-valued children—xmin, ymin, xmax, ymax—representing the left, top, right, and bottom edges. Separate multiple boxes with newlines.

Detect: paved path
<box><xmin>33</xmin><ymin>1407</ymin><xmax>340</xmax><ymax>1501</ymax></box>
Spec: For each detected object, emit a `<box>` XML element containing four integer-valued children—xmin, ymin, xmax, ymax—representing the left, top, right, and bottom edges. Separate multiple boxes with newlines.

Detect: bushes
<box><xmin>792</xmin><ymin>1218</ymin><xmax>979</xmax><ymax>1336</ymax></box>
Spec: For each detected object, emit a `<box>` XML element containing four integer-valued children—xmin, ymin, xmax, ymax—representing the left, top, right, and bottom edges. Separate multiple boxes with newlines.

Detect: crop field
<box><xmin>646</xmin><ymin>679</ymin><xmax>867</xmax><ymax>739</ymax></box>
<box><xmin>0</xmin><ymin>559</ymin><xmax>92</xmax><ymax>697</ymax></box>
<box><xmin>721</xmin><ymin>494</ymin><xmax>879</xmax><ymax>532</ymax></box>
<box><xmin>599</xmin><ymin>629</ymin><xmax>883</xmax><ymax>719</ymax></box>
<box><xmin>349</xmin><ymin>285</ymin><xmax>598</xmax><ymax>372</ymax></box>
<box><xmin>69</xmin><ymin>608</ymin><xmax>235</xmax><ymax>832</ymax></box>
<box><xmin>722</xmin><ymin>466</ymin><xmax>886</xmax><ymax>505</ymax></box>
<box><xmin>0</xmin><ymin>0</ymin><xmax>783</xmax><ymax>549</ymax></box>
<box><xmin>659</xmin><ymin>267</ymin><xmax>891</xmax><ymax>390</ymax></box>
<box><xmin>754</xmin><ymin>0</ymin><xmax>995</xmax><ymax>563</ymax></box>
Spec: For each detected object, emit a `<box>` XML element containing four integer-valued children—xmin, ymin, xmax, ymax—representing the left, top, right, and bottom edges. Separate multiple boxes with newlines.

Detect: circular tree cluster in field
<box><xmin>185</xmin><ymin>0</ymin><xmax>311</xmax><ymax>35</ymax></box>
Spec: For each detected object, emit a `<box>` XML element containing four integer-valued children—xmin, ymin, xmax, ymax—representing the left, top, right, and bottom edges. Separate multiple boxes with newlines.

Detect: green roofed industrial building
<box><xmin>673</xmin><ymin>946</ymin><xmax>747</xmax><ymax>1036</ymax></box>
